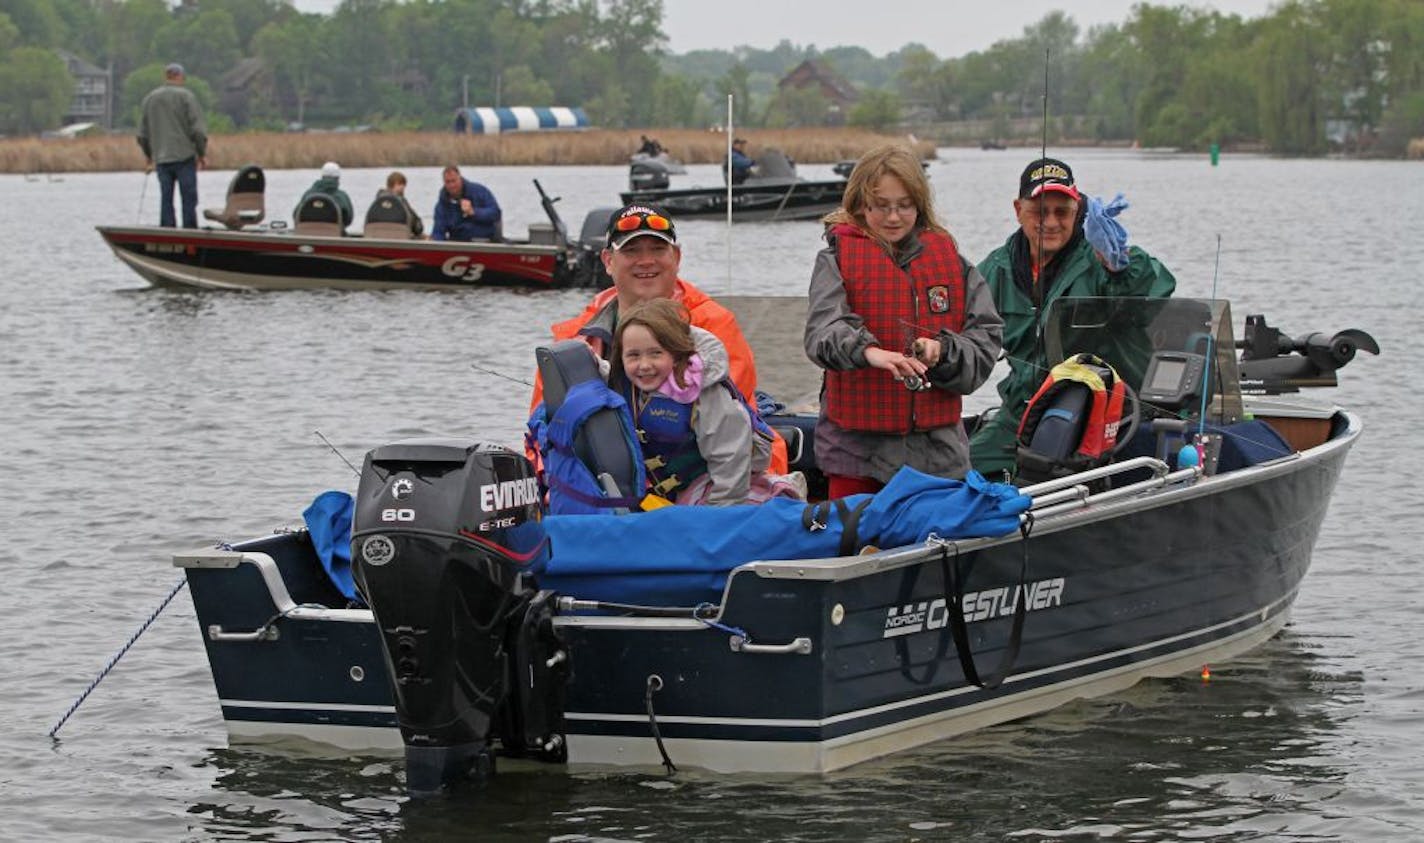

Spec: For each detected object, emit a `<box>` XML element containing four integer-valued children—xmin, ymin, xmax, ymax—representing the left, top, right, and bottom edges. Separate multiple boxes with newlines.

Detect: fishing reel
<box><xmin>901</xmin><ymin>374</ymin><xmax>932</xmax><ymax>392</ymax></box>
<box><xmin>901</xmin><ymin>338</ymin><xmax>936</xmax><ymax>391</ymax></box>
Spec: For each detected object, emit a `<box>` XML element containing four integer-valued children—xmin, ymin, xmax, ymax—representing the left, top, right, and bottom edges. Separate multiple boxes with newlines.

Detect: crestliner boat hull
<box><xmin>172</xmin><ymin>296</ymin><xmax>1375</xmax><ymax>783</ymax></box>
<box><xmin>178</xmin><ymin>427</ymin><xmax>1354</xmax><ymax>769</ymax></box>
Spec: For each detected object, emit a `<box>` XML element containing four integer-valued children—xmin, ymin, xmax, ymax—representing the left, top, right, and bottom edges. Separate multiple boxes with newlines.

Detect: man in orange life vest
<box><xmin>528</xmin><ymin>203</ymin><xmax>788</xmax><ymax>472</ymax></box>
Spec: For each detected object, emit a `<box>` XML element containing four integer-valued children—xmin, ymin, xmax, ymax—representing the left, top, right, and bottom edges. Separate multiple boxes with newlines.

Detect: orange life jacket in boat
<box><xmin>1014</xmin><ymin>353</ymin><xmax>1127</xmax><ymax>482</ymax></box>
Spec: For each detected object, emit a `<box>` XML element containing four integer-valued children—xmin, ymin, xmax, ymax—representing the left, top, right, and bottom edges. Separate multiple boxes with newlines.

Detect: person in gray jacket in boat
<box><xmin>804</xmin><ymin>144</ymin><xmax>1003</xmax><ymax>497</ymax></box>
<box><xmin>137</xmin><ymin>63</ymin><xmax>207</xmax><ymax>229</ymax></box>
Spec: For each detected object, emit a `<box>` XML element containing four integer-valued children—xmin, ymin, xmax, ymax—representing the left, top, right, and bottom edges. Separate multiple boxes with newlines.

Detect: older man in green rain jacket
<box><xmin>969</xmin><ymin>158</ymin><xmax>1176</xmax><ymax>480</ymax></box>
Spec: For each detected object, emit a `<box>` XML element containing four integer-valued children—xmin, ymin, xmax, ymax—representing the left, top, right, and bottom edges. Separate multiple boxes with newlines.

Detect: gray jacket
<box><xmin>686</xmin><ymin>327</ymin><xmax>773</xmax><ymax>505</ymax></box>
<box><xmin>803</xmin><ymin>231</ymin><xmax>1003</xmax><ymax>483</ymax></box>
<box><xmin>137</xmin><ymin>84</ymin><xmax>207</xmax><ymax>164</ymax></box>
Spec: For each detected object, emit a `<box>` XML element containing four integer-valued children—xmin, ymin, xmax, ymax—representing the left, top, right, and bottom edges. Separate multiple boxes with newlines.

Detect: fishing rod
<box><xmin>1179</xmin><ymin>234</ymin><xmax>1225</xmax><ymax>469</ymax></box>
<box><xmin>470</xmin><ymin>360</ymin><xmax>533</xmax><ymax>387</ymax></box>
<box><xmin>136</xmin><ymin>168</ymin><xmax>150</xmax><ymax>224</ymax></box>
<box><xmin>1035</xmin><ymin>48</ymin><xmax>1050</xmax><ymax>285</ymax></box>
<box><xmin>314</xmin><ymin>429</ymin><xmax>361</xmax><ymax>477</ymax></box>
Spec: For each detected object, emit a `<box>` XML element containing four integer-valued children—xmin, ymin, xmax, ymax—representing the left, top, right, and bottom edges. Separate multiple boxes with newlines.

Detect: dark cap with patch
<box><xmin>1018</xmin><ymin>157</ymin><xmax>1080</xmax><ymax>200</ymax></box>
<box><xmin>605</xmin><ymin>203</ymin><xmax>677</xmax><ymax>249</ymax></box>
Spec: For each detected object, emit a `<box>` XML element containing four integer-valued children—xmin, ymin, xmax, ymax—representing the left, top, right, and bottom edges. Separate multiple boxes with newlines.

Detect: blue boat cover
<box><xmin>539</xmin><ymin>467</ymin><xmax>1031</xmax><ymax>606</ymax></box>
<box><xmin>298</xmin><ymin>468</ymin><xmax>1030</xmax><ymax>608</ymax></box>
<box><xmin>302</xmin><ymin>489</ymin><xmax>364</xmax><ymax>605</ymax></box>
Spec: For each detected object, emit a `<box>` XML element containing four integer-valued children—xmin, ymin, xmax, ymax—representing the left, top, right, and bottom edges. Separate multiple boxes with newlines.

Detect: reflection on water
<box><xmin>182</xmin><ymin>633</ymin><xmax>1365</xmax><ymax>841</ymax></box>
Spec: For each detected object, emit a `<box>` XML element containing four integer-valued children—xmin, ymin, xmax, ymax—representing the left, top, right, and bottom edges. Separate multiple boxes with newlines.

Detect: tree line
<box><xmin>1</xmin><ymin>0</ymin><xmax>1421</xmax><ymax>156</ymax></box>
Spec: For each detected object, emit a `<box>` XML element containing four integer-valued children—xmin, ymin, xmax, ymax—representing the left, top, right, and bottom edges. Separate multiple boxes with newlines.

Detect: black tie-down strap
<box><xmin>801</xmin><ymin>497</ymin><xmax>875</xmax><ymax>556</ymax></box>
<box><xmin>938</xmin><ymin>514</ymin><xmax>1035</xmax><ymax>691</ymax></box>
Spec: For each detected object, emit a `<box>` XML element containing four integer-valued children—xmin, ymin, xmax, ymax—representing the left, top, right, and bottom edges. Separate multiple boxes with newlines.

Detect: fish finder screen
<box><xmin>1149</xmin><ymin>358</ymin><xmax>1188</xmax><ymax>391</ymax></box>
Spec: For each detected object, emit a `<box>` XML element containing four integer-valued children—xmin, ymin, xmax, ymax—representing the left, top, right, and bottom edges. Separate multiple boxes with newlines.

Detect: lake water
<box><xmin>1</xmin><ymin>147</ymin><xmax>1420</xmax><ymax>841</ymax></box>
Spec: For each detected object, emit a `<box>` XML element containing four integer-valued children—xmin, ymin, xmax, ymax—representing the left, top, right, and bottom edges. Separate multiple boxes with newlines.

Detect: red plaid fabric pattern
<box><xmin>825</xmin><ymin>226</ymin><xmax>966</xmax><ymax>433</ymax></box>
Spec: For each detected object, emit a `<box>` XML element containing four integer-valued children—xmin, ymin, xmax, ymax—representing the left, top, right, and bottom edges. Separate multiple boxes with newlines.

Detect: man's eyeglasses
<box><xmin>615</xmin><ymin>212</ymin><xmax>673</xmax><ymax>233</ymax></box>
<box><xmin>1019</xmin><ymin>202</ymin><xmax>1077</xmax><ymax>222</ymax></box>
<box><xmin>867</xmin><ymin>200</ymin><xmax>917</xmax><ymax>218</ymax></box>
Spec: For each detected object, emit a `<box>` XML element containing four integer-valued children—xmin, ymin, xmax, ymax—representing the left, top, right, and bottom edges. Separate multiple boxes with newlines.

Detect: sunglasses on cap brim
<box><xmin>614</xmin><ymin>212</ymin><xmax>673</xmax><ymax>233</ymax></box>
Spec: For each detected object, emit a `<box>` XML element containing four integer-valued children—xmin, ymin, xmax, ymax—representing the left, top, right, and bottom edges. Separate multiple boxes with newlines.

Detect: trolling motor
<box><xmin>1236</xmin><ymin>314</ymin><xmax>1380</xmax><ymax>393</ymax></box>
<box><xmin>350</xmin><ymin>438</ymin><xmax>569</xmax><ymax>794</ymax></box>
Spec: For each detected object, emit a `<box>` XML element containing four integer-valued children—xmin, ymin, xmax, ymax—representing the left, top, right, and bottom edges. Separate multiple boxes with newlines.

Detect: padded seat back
<box><xmin>202</xmin><ymin>164</ymin><xmax>265</xmax><ymax>229</ymax></box>
<box><xmin>294</xmin><ymin>192</ymin><xmax>344</xmax><ymax>237</ymax></box>
<box><xmin>362</xmin><ymin>193</ymin><xmax>415</xmax><ymax>239</ymax></box>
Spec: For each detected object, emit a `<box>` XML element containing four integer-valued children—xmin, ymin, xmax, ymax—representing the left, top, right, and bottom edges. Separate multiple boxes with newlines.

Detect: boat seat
<box><xmin>293</xmin><ymin>192</ymin><xmax>345</xmax><ymax>237</ymax></box>
<box><xmin>362</xmin><ymin>221</ymin><xmax>414</xmax><ymax>240</ymax></box>
<box><xmin>362</xmin><ymin>193</ymin><xmax>416</xmax><ymax>240</ymax></box>
<box><xmin>202</xmin><ymin>164</ymin><xmax>265</xmax><ymax>230</ymax></box>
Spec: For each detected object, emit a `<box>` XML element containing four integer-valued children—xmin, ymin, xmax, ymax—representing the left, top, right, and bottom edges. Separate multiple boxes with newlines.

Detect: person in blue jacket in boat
<box><xmin>431</xmin><ymin>165</ymin><xmax>502</xmax><ymax>241</ymax></box>
<box><xmin>727</xmin><ymin>137</ymin><xmax>756</xmax><ymax>184</ymax></box>
<box><xmin>968</xmin><ymin>157</ymin><xmax>1177</xmax><ymax>480</ymax></box>
<box><xmin>615</xmin><ymin>298</ymin><xmax>804</xmax><ymax>506</ymax></box>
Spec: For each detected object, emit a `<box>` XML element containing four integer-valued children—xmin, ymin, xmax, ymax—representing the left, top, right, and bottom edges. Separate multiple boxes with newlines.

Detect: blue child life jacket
<box><xmin>629</xmin><ymin>378</ymin><xmax>776</xmax><ymax>499</ymax></box>
<box><xmin>528</xmin><ymin>378</ymin><xmax>647</xmax><ymax>515</ymax></box>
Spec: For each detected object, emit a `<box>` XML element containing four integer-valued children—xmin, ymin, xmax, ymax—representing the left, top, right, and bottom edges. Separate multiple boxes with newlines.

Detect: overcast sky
<box><xmin>291</xmin><ymin>0</ymin><xmax>1283</xmax><ymax>58</ymax></box>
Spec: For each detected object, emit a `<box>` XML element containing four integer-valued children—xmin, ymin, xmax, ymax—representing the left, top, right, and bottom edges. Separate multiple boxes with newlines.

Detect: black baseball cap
<box><xmin>605</xmin><ymin>203</ymin><xmax>677</xmax><ymax>249</ymax></box>
<box><xmin>1018</xmin><ymin>158</ymin><xmax>1080</xmax><ymax>200</ymax></box>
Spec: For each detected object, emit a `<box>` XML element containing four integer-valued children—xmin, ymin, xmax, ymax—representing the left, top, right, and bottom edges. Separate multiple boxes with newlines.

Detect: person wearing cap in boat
<box><xmin>528</xmin><ymin>203</ymin><xmax>788</xmax><ymax>473</ymax></box>
<box><xmin>137</xmin><ymin>62</ymin><xmax>207</xmax><ymax>229</ymax></box>
<box><xmin>968</xmin><ymin>157</ymin><xmax>1177</xmax><ymax>480</ymax></box>
<box><xmin>727</xmin><ymin>137</ymin><xmax>756</xmax><ymax>184</ymax></box>
<box><xmin>296</xmin><ymin>161</ymin><xmax>354</xmax><ymax>232</ymax></box>
<box><xmin>804</xmin><ymin>144</ymin><xmax>1003</xmax><ymax>498</ymax></box>
<box><xmin>432</xmin><ymin>165</ymin><xmax>502</xmax><ymax>242</ymax></box>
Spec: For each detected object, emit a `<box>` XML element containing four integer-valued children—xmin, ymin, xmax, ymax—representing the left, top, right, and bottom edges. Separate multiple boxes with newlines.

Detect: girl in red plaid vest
<box><xmin>804</xmin><ymin>145</ymin><xmax>1004</xmax><ymax>499</ymax></box>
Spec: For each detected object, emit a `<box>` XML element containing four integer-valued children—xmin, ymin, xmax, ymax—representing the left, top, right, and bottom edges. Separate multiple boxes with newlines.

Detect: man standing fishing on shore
<box><xmin>137</xmin><ymin>63</ymin><xmax>207</xmax><ymax>229</ymax></box>
<box><xmin>969</xmin><ymin>157</ymin><xmax>1177</xmax><ymax>480</ymax></box>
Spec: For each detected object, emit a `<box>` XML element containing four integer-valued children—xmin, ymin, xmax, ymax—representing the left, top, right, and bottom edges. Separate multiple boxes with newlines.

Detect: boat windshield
<box><xmin>1040</xmin><ymin>296</ymin><xmax>1243</xmax><ymax>422</ymax></box>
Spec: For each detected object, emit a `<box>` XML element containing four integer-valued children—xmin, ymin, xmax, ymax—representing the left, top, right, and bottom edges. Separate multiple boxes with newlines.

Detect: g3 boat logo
<box><xmin>441</xmin><ymin>256</ymin><xmax>486</xmax><ymax>282</ymax></box>
<box><xmin>882</xmin><ymin>577</ymin><xmax>1066</xmax><ymax>637</ymax></box>
<box><xmin>390</xmin><ymin>478</ymin><xmax>414</xmax><ymax>500</ymax></box>
<box><xmin>361</xmin><ymin>535</ymin><xmax>396</xmax><ymax>566</ymax></box>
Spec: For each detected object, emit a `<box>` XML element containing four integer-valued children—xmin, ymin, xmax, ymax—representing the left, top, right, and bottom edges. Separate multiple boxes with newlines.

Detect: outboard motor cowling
<box><xmin>629</xmin><ymin>158</ymin><xmax>672</xmax><ymax>191</ymax></box>
<box><xmin>351</xmin><ymin>438</ymin><xmax>559</xmax><ymax>794</ymax></box>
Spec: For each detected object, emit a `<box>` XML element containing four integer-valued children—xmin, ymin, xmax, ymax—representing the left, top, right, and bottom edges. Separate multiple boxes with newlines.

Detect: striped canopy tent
<box><xmin>454</xmin><ymin>106</ymin><xmax>589</xmax><ymax>134</ymax></box>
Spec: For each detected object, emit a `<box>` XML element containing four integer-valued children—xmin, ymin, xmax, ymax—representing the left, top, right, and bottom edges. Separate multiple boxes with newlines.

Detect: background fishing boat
<box><xmin>97</xmin><ymin>174</ymin><xmax>612</xmax><ymax>291</ymax></box>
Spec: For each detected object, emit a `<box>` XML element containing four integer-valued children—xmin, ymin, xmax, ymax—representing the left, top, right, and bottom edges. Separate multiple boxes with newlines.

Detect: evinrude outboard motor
<box><xmin>629</xmin><ymin>157</ymin><xmax>672</xmax><ymax>191</ymax></box>
<box><xmin>350</xmin><ymin>438</ymin><xmax>568</xmax><ymax>794</ymax></box>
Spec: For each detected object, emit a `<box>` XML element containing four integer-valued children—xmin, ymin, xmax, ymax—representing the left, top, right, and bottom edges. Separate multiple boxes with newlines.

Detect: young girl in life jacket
<box><xmin>615</xmin><ymin>299</ymin><xmax>805</xmax><ymax>506</ymax></box>
<box><xmin>803</xmin><ymin>144</ymin><xmax>1004</xmax><ymax>498</ymax></box>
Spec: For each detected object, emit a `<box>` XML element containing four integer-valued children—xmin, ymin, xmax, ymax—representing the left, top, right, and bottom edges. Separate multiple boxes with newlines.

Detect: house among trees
<box><xmin>218</xmin><ymin>57</ymin><xmax>272</xmax><ymax>128</ymax></box>
<box><xmin>776</xmin><ymin>59</ymin><xmax>859</xmax><ymax>125</ymax></box>
<box><xmin>55</xmin><ymin>49</ymin><xmax>111</xmax><ymax>129</ymax></box>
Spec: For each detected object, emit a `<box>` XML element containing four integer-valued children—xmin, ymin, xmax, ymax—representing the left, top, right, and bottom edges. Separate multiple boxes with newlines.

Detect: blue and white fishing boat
<box><xmin>173</xmin><ymin>295</ymin><xmax>1376</xmax><ymax>793</ymax></box>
